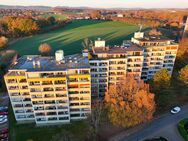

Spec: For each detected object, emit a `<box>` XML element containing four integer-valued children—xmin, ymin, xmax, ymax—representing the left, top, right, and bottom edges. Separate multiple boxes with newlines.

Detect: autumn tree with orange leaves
<box><xmin>105</xmin><ymin>75</ymin><xmax>155</xmax><ymax>128</ymax></box>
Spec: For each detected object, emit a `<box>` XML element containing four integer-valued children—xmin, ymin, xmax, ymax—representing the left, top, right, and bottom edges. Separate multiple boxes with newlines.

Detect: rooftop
<box><xmin>135</xmin><ymin>36</ymin><xmax>172</xmax><ymax>42</ymax></box>
<box><xmin>93</xmin><ymin>43</ymin><xmax>143</xmax><ymax>55</ymax></box>
<box><xmin>10</xmin><ymin>54</ymin><xmax>90</xmax><ymax>72</ymax></box>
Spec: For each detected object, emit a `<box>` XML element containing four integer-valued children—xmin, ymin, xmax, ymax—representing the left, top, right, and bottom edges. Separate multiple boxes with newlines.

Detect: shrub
<box><xmin>0</xmin><ymin>36</ymin><xmax>8</xmax><ymax>48</ymax></box>
<box><xmin>177</xmin><ymin>118</ymin><xmax>188</xmax><ymax>141</ymax></box>
<box><xmin>38</xmin><ymin>43</ymin><xmax>51</xmax><ymax>55</ymax></box>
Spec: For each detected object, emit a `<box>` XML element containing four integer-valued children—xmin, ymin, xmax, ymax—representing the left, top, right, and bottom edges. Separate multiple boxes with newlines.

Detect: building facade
<box><xmin>4</xmin><ymin>53</ymin><xmax>91</xmax><ymax>125</ymax></box>
<box><xmin>90</xmin><ymin>32</ymin><xmax>178</xmax><ymax>97</ymax></box>
<box><xmin>4</xmin><ymin>32</ymin><xmax>179</xmax><ymax>123</ymax></box>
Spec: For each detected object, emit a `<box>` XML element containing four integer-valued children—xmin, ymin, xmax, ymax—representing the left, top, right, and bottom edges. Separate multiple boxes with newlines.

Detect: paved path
<box><xmin>110</xmin><ymin>104</ymin><xmax>188</xmax><ymax>141</ymax></box>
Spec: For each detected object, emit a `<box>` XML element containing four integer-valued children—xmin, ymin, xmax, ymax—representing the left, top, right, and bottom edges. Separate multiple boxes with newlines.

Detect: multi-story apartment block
<box><xmin>90</xmin><ymin>32</ymin><xmax>178</xmax><ymax>97</ymax></box>
<box><xmin>4</xmin><ymin>31</ymin><xmax>179</xmax><ymax>122</ymax></box>
<box><xmin>90</xmin><ymin>39</ymin><xmax>144</xmax><ymax>96</ymax></box>
<box><xmin>4</xmin><ymin>52</ymin><xmax>91</xmax><ymax>125</ymax></box>
<box><xmin>131</xmin><ymin>32</ymin><xmax>178</xmax><ymax>80</ymax></box>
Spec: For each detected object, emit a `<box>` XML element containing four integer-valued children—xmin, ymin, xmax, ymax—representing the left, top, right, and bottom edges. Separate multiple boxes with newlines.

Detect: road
<box><xmin>111</xmin><ymin>104</ymin><xmax>188</xmax><ymax>141</ymax></box>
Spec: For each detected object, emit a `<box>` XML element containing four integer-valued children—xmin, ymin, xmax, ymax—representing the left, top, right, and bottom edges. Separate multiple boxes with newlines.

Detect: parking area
<box><xmin>0</xmin><ymin>93</ymin><xmax>9</xmax><ymax>141</ymax></box>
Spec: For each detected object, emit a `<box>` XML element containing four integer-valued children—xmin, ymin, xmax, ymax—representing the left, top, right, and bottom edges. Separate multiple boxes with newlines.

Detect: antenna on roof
<box><xmin>139</xmin><ymin>24</ymin><xmax>143</xmax><ymax>32</ymax></box>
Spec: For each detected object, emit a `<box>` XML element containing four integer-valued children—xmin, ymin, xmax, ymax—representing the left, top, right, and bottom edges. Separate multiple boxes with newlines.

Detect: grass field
<box><xmin>9</xmin><ymin>20</ymin><xmax>140</xmax><ymax>56</ymax></box>
<box><xmin>38</xmin><ymin>13</ymin><xmax>67</xmax><ymax>20</ymax></box>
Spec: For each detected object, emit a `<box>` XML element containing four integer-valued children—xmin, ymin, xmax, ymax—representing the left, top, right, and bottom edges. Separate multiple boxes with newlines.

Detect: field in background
<box><xmin>37</xmin><ymin>12</ymin><xmax>68</xmax><ymax>20</ymax></box>
<box><xmin>9</xmin><ymin>20</ymin><xmax>140</xmax><ymax>56</ymax></box>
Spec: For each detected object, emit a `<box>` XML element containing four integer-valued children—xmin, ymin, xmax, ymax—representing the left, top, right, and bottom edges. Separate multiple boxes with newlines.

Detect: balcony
<box><xmin>44</xmin><ymin>101</ymin><xmax>55</xmax><ymax>104</ymax></box>
<box><xmin>7</xmin><ymin>79</ymin><xmax>17</xmax><ymax>83</ymax></box>
<box><xmin>55</xmin><ymin>87</ymin><xmax>66</xmax><ymax>91</ymax></box>
<box><xmin>56</xmin><ymin>94</ymin><xmax>67</xmax><ymax>98</ymax></box>
<box><xmin>45</xmin><ymin>106</ymin><xmax>56</xmax><ymax>110</ymax></box>
<box><xmin>23</xmin><ymin>98</ymin><xmax>31</xmax><ymax>102</ymax></box>
<box><xmin>42</xmin><ymin>81</ymin><xmax>53</xmax><ymax>85</ymax></box>
<box><xmin>54</xmin><ymin>80</ymin><xmax>66</xmax><ymax>85</ymax></box>
<box><xmin>69</xmin><ymin>91</ymin><xmax>79</xmax><ymax>95</ymax></box>
<box><xmin>30</xmin><ymin>88</ymin><xmax>41</xmax><ymax>92</ymax></box>
<box><xmin>43</xmin><ymin>88</ymin><xmax>54</xmax><ymax>92</ymax></box>
<box><xmin>57</xmin><ymin>106</ymin><xmax>68</xmax><ymax>110</ymax></box>
<box><xmin>35</xmin><ymin>113</ymin><xmax>45</xmax><ymax>116</ymax></box>
<box><xmin>46</xmin><ymin>112</ymin><xmax>57</xmax><ymax>116</ymax></box>
<box><xmin>19</xmin><ymin>79</ymin><xmax>27</xmax><ymax>83</ymax></box>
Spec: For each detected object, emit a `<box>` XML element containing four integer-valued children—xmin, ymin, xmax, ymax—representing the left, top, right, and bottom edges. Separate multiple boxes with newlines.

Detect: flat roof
<box><xmin>134</xmin><ymin>36</ymin><xmax>172</xmax><ymax>42</ymax></box>
<box><xmin>93</xmin><ymin>45</ymin><xmax>143</xmax><ymax>54</ymax></box>
<box><xmin>10</xmin><ymin>54</ymin><xmax>90</xmax><ymax>72</ymax></box>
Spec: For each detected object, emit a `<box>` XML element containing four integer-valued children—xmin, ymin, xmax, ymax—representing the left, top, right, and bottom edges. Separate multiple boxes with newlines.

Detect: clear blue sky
<box><xmin>0</xmin><ymin>0</ymin><xmax>188</xmax><ymax>8</ymax></box>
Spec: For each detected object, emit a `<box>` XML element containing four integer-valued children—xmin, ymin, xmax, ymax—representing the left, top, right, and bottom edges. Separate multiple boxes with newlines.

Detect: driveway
<box><xmin>110</xmin><ymin>104</ymin><xmax>188</xmax><ymax>141</ymax></box>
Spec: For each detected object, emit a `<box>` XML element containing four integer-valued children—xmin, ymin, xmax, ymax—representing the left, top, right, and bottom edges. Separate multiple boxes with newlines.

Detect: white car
<box><xmin>0</xmin><ymin>118</ymin><xmax>7</xmax><ymax>124</ymax></box>
<box><xmin>171</xmin><ymin>106</ymin><xmax>181</xmax><ymax>114</ymax></box>
<box><xmin>0</xmin><ymin>115</ymin><xmax>7</xmax><ymax>119</ymax></box>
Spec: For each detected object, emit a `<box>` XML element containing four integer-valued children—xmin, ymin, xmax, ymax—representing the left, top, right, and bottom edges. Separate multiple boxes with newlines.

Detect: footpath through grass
<box><xmin>9</xmin><ymin>20</ymin><xmax>139</xmax><ymax>56</ymax></box>
<box><xmin>9</xmin><ymin>106</ymin><xmax>89</xmax><ymax>141</ymax></box>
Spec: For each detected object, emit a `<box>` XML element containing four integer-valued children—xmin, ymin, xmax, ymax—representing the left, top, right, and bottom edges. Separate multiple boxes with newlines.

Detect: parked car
<box><xmin>0</xmin><ymin>133</ymin><xmax>8</xmax><ymax>139</ymax></box>
<box><xmin>143</xmin><ymin>137</ymin><xmax>168</xmax><ymax>141</ymax></box>
<box><xmin>0</xmin><ymin>118</ymin><xmax>7</xmax><ymax>124</ymax></box>
<box><xmin>0</xmin><ymin>112</ymin><xmax>8</xmax><ymax>116</ymax></box>
<box><xmin>0</xmin><ymin>107</ymin><xmax>8</xmax><ymax>112</ymax></box>
<box><xmin>0</xmin><ymin>115</ymin><xmax>7</xmax><ymax>124</ymax></box>
<box><xmin>0</xmin><ymin>128</ymin><xmax>8</xmax><ymax>134</ymax></box>
<box><xmin>0</xmin><ymin>115</ymin><xmax>7</xmax><ymax>119</ymax></box>
<box><xmin>170</xmin><ymin>106</ymin><xmax>181</xmax><ymax>114</ymax></box>
<box><xmin>1</xmin><ymin>138</ymin><xmax>8</xmax><ymax>141</ymax></box>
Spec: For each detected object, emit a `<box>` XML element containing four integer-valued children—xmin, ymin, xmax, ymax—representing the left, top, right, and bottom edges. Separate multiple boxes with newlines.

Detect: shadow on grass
<box><xmin>8</xmin><ymin>104</ymin><xmax>89</xmax><ymax>141</ymax></box>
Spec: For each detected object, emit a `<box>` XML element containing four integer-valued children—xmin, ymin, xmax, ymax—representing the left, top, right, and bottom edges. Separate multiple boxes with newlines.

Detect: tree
<box><xmin>105</xmin><ymin>75</ymin><xmax>155</xmax><ymax>128</ymax></box>
<box><xmin>0</xmin><ymin>36</ymin><xmax>8</xmax><ymax>48</ymax></box>
<box><xmin>82</xmin><ymin>38</ymin><xmax>93</xmax><ymax>50</ymax></box>
<box><xmin>47</xmin><ymin>16</ymin><xmax>56</xmax><ymax>25</ymax></box>
<box><xmin>179</xmin><ymin>65</ymin><xmax>188</xmax><ymax>85</ymax></box>
<box><xmin>148</xmin><ymin>28</ymin><xmax>162</xmax><ymax>36</ymax></box>
<box><xmin>86</xmin><ymin>100</ymin><xmax>105</xmax><ymax>141</ymax></box>
<box><xmin>38</xmin><ymin>43</ymin><xmax>51</xmax><ymax>55</ymax></box>
<box><xmin>152</xmin><ymin>69</ymin><xmax>171</xmax><ymax>90</ymax></box>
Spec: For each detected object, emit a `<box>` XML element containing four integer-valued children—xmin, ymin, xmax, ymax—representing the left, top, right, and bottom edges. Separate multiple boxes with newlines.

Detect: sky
<box><xmin>0</xmin><ymin>0</ymin><xmax>188</xmax><ymax>8</ymax></box>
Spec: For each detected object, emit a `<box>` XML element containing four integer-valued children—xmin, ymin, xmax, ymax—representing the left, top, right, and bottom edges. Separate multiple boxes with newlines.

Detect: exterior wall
<box><xmin>4</xmin><ymin>71</ymin><xmax>35</xmax><ymax>122</ymax></box>
<box><xmin>90</xmin><ymin>60</ymin><xmax>109</xmax><ymax>97</ymax></box>
<box><xmin>141</xmin><ymin>45</ymin><xmax>178</xmax><ymax>80</ymax></box>
<box><xmin>90</xmin><ymin>55</ymin><xmax>143</xmax><ymax>97</ymax></box>
<box><xmin>94</xmin><ymin>40</ymin><xmax>105</xmax><ymax>47</ymax></box>
<box><xmin>4</xmin><ymin>69</ymin><xmax>91</xmax><ymax>125</ymax></box>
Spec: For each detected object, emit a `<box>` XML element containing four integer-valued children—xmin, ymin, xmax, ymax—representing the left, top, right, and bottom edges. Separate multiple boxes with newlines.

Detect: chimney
<box><xmin>33</xmin><ymin>61</ymin><xmax>36</xmax><ymax>69</ymax></box>
<box><xmin>37</xmin><ymin>61</ymin><xmax>40</xmax><ymax>69</ymax></box>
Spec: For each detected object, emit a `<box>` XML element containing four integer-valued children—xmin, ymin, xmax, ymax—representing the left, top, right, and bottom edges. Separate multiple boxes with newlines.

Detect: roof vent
<box><xmin>55</xmin><ymin>50</ymin><xmax>64</xmax><ymax>62</ymax></box>
<box><xmin>27</xmin><ymin>57</ymin><xmax>32</xmax><ymax>61</ymax></box>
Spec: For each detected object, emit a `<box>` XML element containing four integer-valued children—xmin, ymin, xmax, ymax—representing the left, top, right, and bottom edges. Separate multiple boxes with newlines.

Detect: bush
<box><xmin>38</xmin><ymin>43</ymin><xmax>51</xmax><ymax>55</ymax></box>
<box><xmin>177</xmin><ymin>118</ymin><xmax>188</xmax><ymax>141</ymax></box>
<box><xmin>0</xmin><ymin>36</ymin><xmax>8</xmax><ymax>48</ymax></box>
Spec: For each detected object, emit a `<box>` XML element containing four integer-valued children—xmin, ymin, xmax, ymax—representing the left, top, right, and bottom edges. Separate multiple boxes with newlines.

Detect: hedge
<box><xmin>177</xmin><ymin>118</ymin><xmax>188</xmax><ymax>141</ymax></box>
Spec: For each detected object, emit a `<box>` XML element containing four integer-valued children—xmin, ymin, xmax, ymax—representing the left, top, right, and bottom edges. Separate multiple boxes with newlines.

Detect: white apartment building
<box><xmin>131</xmin><ymin>32</ymin><xmax>178</xmax><ymax>80</ymax></box>
<box><xmin>4</xmin><ymin>52</ymin><xmax>91</xmax><ymax>125</ymax></box>
<box><xmin>90</xmin><ymin>39</ymin><xmax>144</xmax><ymax>96</ymax></box>
<box><xmin>90</xmin><ymin>32</ymin><xmax>178</xmax><ymax>97</ymax></box>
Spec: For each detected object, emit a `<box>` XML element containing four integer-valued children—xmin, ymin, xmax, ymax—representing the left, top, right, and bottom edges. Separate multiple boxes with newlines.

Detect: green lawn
<box><xmin>9</xmin><ymin>20</ymin><xmax>140</xmax><ymax>56</ymax></box>
<box><xmin>9</xmin><ymin>106</ymin><xmax>89</xmax><ymax>141</ymax></box>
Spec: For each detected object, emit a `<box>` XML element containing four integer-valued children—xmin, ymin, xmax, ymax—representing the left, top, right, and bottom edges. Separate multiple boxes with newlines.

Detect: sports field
<box><xmin>9</xmin><ymin>20</ymin><xmax>140</xmax><ymax>56</ymax></box>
